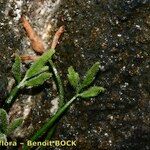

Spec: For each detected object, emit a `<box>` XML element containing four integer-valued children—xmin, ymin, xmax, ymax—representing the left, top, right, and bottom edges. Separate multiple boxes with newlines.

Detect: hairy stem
<box><xmin>49</xmin><ymin>60</ymin><xmax>64</xmax><ymax>107</ymax></box>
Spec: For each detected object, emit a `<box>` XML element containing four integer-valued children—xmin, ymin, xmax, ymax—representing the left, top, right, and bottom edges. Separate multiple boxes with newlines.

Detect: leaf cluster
<box><xmin>5</xmin><ymin>49</ymin><xmax>55</xmax><ymax>106</ymax></box>
<box><xmin>0</xmin><ymin>109</ymin><xmax>23</xmax><ymax>142</ymax></box>
<box><xmin>12</xmin><ymin>49</ymin><xmax>55</xmax><ymax>89</ymax></box>
<box><xmin>6</xmin><ymin>47</ymin><xmax>105</xmax><ymax>149</ymax></box>
<box><xmin>67</xmin><ymin>62</ymin><xmax>105</xmax><ymax>98</ymax></box>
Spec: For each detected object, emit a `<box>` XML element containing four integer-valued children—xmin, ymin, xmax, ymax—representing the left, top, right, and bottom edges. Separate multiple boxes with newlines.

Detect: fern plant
<box><xmin>4</xmin><ymin>49</ymin><xmax>55</xmax><ymax>109</ymax></box>
<box><xmin>22</xmin><ymin>61</ymin><xmax>105</xmax><ymax>150</ymax></box>
<box><xmin>0</xmin><ymin>109</ymin><xmax>23</xmax><ymax>142</ymax></box>
<box><xmin>2</xmin><ymin>47</ymin><xmax>104</xmax><ymax>150</ymax></box>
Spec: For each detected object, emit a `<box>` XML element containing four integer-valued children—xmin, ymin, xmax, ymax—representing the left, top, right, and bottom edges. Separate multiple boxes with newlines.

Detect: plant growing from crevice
<box><xmin>1</xmin><ymin>46</ymin><xmax>105</xmax><ymax>150</ymax></box>
<box><xmin>1</xmin><ymin>16</ymin><xmax>105</xmax><ymax>149</ymax></box>
<box><xmin>0</xmin><ymin>109</ymin><xmax>23</xmax><ymax>142</ymax></box>
<box><xmin>22</xmin><ymin>60</ymin><xmax>104</xmax><ymax>150</ymax></box>
<box><xmin>0</xmin><ymin>22</ymin><xmax>104</xmax><ymax>150</ymax></box>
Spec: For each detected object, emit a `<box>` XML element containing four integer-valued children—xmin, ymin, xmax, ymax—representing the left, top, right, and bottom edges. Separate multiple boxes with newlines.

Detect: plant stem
<box><xmin>49</xmin><ymin>60</ymin><xmax>64</xmax><ymax>106</ymax></box>
<box><xmin>4</xmin><ymin>77</ymin><xmax>26</xmax><ymax>110</ymax></box>
<box><xmin>22</xmin><ymin>95</ymin><xmax>78</xmax><ymax>150</ymax></box>
<box><xmin>45</xmin><ymin>124</ymin><xmax>57</xmax><ymax>140</ymax></box>
<box><xmin>39</xmin><ymin>60</ymin><xmax>65</xmax><ymax>150</ymax></box>
<box><xmin>4</xmin><ymin>86</ymin><xmax>19</xmax><ymax>109</ymax></box>
<box><xmin>39</xmin><ymin>124</ymin><xmax>57</xmax><ymax>150</ymax></box>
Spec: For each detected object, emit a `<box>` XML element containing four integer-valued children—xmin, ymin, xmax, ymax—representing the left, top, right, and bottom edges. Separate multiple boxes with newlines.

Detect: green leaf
<box><xmin>6</xmin><ymin>118</ymin><xmax>23</xmax><ymax>135</ymax></box>
<box><xmin>0</xmin><ymin>109</ymin><xmax>9</xmax><ymax>133</ymax></box>
<box><xmin>31</xmin><ymin>66</ymin><xmax>49</xmax><ymax>77</ymax></box>
<box><xmin>67</xmin><ymin>66</ymin><xmax>80</xmax><ymax>89</ymax></box>
<box><xmin>25</xmin><ymin>49</ymin><xmax>55</xmax><ymax>79</ymax></box>
<box><xmin>25</xmin><ymin>72</ymin><xmax>51</xmax><ymax>87</ymax></box>
<box><xmin>79</xmin><ymin>86</ymin><xmax>105</xmax><ymax>98</ymax></box>
<box><xmin>0</xmin><ymin>133</ymin><xmax>7</xmax><ymax>142</ymax></box>
<box><xmin>81</xmin><ymin>62</ymin><xmax>100</xmax><ymax>89</ymax></box>
<box><xmin>12</xmin><ymin>55</ymin><xmax>22</xmax><ymax>83</ymax></box>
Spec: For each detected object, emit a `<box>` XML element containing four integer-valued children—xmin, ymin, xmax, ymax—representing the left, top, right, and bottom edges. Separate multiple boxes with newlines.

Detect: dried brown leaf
<box><xmin>21</xmin><ymin>16</ymin><xmax>45</xmax><ymax>53</ymax></box>
<box><xmin>51</xmin><ymin>26</ymin><xmax>65</xmax><ymax>49</ymax></box>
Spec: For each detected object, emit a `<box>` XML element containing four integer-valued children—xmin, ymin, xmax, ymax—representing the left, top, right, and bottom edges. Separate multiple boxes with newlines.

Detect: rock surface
<box><xmin>53</xmin><ymin>0</ymin><xmax>150</xmax><ymax>149</ymax></box>
<box><xmin>0</xmin><ymin>0</ymin><xmax>21</xmax><ymax>106</ymax></box>
<box><xmin>0</xmin><ymin>0</ymin><xmax>149</xmax><ymax>150</ymax></box>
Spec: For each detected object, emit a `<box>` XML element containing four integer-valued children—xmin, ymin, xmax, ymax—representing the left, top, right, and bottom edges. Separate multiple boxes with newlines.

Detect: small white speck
<box><xmin>81</xmin><ymin>54</ymin><xmax>85</xmax><ymax>58</ymax></box>
<box><xmin>121</xmin><ymin>66</ymin><xmax>126</xmax><ymax>71</ymax></box>
<box><xmin>109</xmin><ymin>140</ymin><xmax>112</xmax><ymax>143</ymax></box>
<box><xmin>117</xmin><ymin>34</ymin><xmax>122</xmax><ymax>37</ymax></box>
<box><xmin>0</xmin><ymin>23</ymin><xmax>4</xmax><ymax>26</ymax></box>
<box><xmin>116</xmin><ymin>20</ymin><xmax>119</xmax><ymax>24</ymax></box>
<box><xmin>109</xmin><ymin>140</ymin><xmax>112</xmax><ymax>146</ymax></box>
<box><xmin>104</xmin><ymin>133</ymin><xmax>108</xmax><ymax>136</ymax></box>
<box><xmin>110</xmin><ymin>115</ymin><xmax>114</xmax><ymax>120</ymax></box>
<box><xmin>135</xmin><ymin>25</ymin><xmax>141</xmax><ymax>30</ymax></box>
<box><xmin>88</xmin><ymin>131</ymin><xmax>91</xmax><ymax>134</ymax></box>
<box><xmin>116</xmin><ymin>43</ymin><xmax>118</xmax><ymax>46</ymax></box>
<box><xmin>8</xmin><ymin>21</ymin><xmax>13</xmax><ymax>25</ymax></box>
<box><xmin>100</xmin><ymin>65</ymin><xmax>105</xmax><ymax>71</ymax></box>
